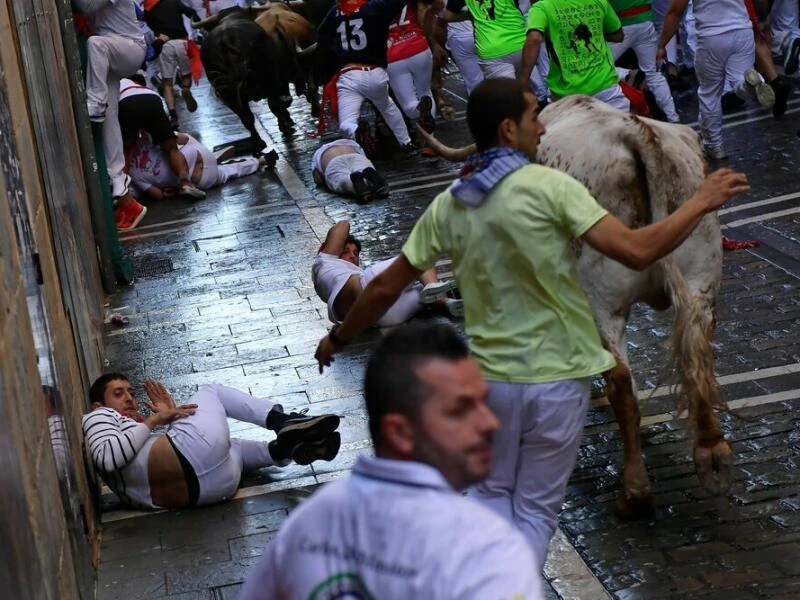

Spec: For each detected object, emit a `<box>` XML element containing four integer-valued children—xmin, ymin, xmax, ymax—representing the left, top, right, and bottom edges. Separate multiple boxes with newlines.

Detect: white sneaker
<box><xmin>420</xmin><ymin>280</ymin><xmax>457</xmax><ymax>304</ymax></box>
<box><xmin>704</xmin><ymin>145</ymin><xmax>728</xmax><ymax>161</ymax></box>
<box><xmin>744</xmin><ymin>68</ymin><xmax>775</xmax><ymax>108</ymax></box>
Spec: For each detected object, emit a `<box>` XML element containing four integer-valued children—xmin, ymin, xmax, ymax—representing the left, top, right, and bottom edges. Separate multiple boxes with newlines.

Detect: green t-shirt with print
<box><xmin>608</xmin><ymin>0</ymin><xmax>653</xmax><ymax>26</ymax></box>
<box><xmin>402</xmin><ymin>164</ymin><xmax>616</xmax><ymax>384</ymax></box>
<box><xmin>453</xmin><ymin>0</ymin><xmax>527</xmax><ymax>60</ymax></box>
<box><xmin>528</xmin><ymin>0</ymin><xmax>622</xmax><ymax>97</ymax></box>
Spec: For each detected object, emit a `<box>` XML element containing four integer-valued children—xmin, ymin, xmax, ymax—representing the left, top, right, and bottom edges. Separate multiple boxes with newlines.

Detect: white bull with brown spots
<box><xmin>420</xmin><ymin>95</ymin><xmax>733</xmax><ymax>518</ymax></box>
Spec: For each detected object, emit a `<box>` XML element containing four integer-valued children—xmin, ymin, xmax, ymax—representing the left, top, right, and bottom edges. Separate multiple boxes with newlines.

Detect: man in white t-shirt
<box><xmin>239</xmin><ymin>323</ymin><xmax>545</xmax><ymax>600</ymax></box>
<box><xmin>312</xmin><ymin>220</ymin><xmax>462</xmax><ymax>327</ymax></box>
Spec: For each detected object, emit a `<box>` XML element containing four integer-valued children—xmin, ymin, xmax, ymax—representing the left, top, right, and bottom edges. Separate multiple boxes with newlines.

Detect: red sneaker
<box><xmin>116</xmin><ymin>199</ymin><xmax>147</xmax><ymax>232</ymax></box>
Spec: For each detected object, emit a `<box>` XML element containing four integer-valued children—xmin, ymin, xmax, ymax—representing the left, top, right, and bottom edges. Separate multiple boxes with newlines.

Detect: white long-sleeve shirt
<box><xmin>239</xmin><ymin>456</ymin><xmax>545</xmax><ymax>600</ymax></box>
<box><xmin>82</xmin><ymin>407</ymin><xmax>160</xmax><ymax>507</ymax></box>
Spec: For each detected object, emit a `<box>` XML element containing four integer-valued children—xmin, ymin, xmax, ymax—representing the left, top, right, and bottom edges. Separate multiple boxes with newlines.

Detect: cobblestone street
<box><xmin>96</xmin><ymin>69</ymin><xmax>800</xmax><ymax>600</ymax></box>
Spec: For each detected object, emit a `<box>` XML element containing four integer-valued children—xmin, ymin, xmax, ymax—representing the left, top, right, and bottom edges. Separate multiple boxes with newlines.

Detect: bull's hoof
<box><xmin>309</xmin><ymin>103</ymin><xmax>320</xmax><ymax>118</ymax></box>
<box><xmin>251</xmin><ymin>139</ymin><xmax>267</xmax><ymax>153</ymax></box>
<box><xmin>694</xmin><ymin>439</ymin><xmax>733</xmax><ymax>495</ymax></box>
<box><xmin>616</xmin><ymin>488</ymin><xmax>655</xmax><ymax>520</ymax></box>
<box><xmin>278</xmin><ymin>117</ymin><xmax>296</xmax><ymax>134</ymax></box>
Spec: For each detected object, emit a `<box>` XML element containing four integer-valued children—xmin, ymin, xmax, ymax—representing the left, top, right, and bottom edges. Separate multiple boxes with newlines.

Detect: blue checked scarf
<box><xmin>451</xmin><ymin>147</ymin><xmax>531</xmax><ymax>208</ymax></box>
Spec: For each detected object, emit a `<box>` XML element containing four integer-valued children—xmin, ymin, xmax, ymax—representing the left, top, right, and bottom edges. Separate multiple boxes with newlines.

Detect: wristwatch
<box><xmin>328</xmin><ymin>324</ymin><xmax>349</xmax><ymax>346</ymax></box>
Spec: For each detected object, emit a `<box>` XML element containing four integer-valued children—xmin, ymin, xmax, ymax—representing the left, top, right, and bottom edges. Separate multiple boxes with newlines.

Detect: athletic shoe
<box><xmin>179</xmin><ymin>180</ymin><xmax>206</xmax><ymax>199</ymax></box>
<box><xmin>355</xmin><ymin>119</ymin><xmax>378</xmax><ymax>158</ymax></box>
<box><xmin>291</xmin><ymin>432</ymin><xmax>341</xmax><ymax>465</ymax></box>
<box><xmin>420</xmin><ymin>280</ymin><xmax>458</xmax><ymax>304</ymax></box>
<box><xmin>445</xmin><ymin>298</ymin><xmax>464</xmax><ymax>319</ymax></box>
<box><xmin>270</xmin><ymin>410</ymin><xmax>341</xmax><ymax>461</ymax></box>
<box><xmin>362</xmin><ymin>167</ymin><xmax>389</xmax><ymax>197</ymax></box>
<box><xmin>401</xmin><ymin>142</ymin><xmax>420</xmax><ymax>158</ymax></box>
<box><xmin>181</xmin><ymin>87</ymin><xmax>198</xmax><ymax>112</ymax></box>
<box><xmin>350</xmin><ymin>171</ymin><xmax>374</xmax><ymax>204</ymax></box>
<box><xmin>111</xmin><ymin>174</ymin><xmax>132</xmax><ymax>199</ymax></box>
<box><xmin>115</xmin><ymin>199</ymin><xmax>148</xmax><ymax>231</ymax></box>
<box><xmin>703</xmin><ymin>145</ymin><xmax>728</xmax><ymax>161</ymax></box>
<box><xmin>785</xmin><ymin>38</ymin><xmax>800</xmax><ymax>75</ymax></box>
<box><xmin>744</xmin><ymin>68</ymin><xmax>775</xmax><ymax>108</ymax></box>
<box><xmin>770</xmin><ymin>75</ymin><xmax>792</xmax><ymax>118</ymax></box>
<box><xmin>416</xmin><ymin>95</ymin><xmax>435</xmax><ymax>134</ymax></box>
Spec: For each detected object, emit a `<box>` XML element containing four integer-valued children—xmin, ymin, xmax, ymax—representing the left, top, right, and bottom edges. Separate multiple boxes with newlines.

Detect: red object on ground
<box><xmin>620</xmin><ymin>80</ymin><xmax>651</xmax><ymax>117</ymax></box>
<box><xmin>722</xmin><ymin>236</ymin><xmax>761</xmax><ymax>250</ymax></box>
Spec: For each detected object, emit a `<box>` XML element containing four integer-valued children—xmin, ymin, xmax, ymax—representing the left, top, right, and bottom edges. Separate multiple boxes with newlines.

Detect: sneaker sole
<box><xmin>420</xmin><ymin>280</ymin><xmax>457</xmax><ymax>304</ymax></box>
<box><xmin>292</xmin><ymin>432</ymin><xmax>341</xmax><ymax>465</ymax></box>
<box><xmin>276</xmin><ymin>414</ymin><xmax>340</xmax><ymax>450</ymax></box>
<box><xmin>744</xmin><ymin>69</ymin><xmax>775</xmax><ymax>108</ymax></box>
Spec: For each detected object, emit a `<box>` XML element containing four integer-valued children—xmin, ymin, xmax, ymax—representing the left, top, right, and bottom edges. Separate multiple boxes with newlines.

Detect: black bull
<box><xmin>201</xmin><ymin>12</ymin><xmax>320</xmax><ymax>151</ymax></box>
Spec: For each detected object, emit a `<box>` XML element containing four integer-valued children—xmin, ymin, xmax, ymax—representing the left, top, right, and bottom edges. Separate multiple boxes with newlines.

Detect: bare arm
<box><xmin>315</xmin><ymin>254</ymin><xmax>422</xmax><ymax>370</ymax></box>
<box><xmin>657</xmin><ymin>0</ymin><xmax>689</xmax><ymax>62</ymax></box>
<box><xmin>518</xmin><ymin>30</ymin><xmax>543</xmax><ymax>84</ymax></box>
<box><xmin>319</xmin><ymin>220</ymin><xmax>351</xmax><ymax>255</ymax></box>
<box><xmin>582</xmin><ymin>169</ymin><xmax>750</xmax><ymax>270</ymax></box>
<box><xmin>419</xmin><ymin>0</ymin><xmax>444</xmax><ymax>43</ymax></box>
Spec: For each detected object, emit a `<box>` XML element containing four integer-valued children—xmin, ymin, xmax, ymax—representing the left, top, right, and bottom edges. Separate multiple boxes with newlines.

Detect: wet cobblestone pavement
<box><xmin>97</xmin><ymin>69</ymin><xmax>800</xmax><ymax>599</ymax></box>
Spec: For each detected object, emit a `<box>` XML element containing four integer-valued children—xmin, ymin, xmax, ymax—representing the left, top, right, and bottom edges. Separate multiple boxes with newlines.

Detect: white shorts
<box><xmin>324</xmin><ymin>153</ymin><xmax>374</xmax><ymax>194</ymax></box>
<box><xmin>159</xmin><ymin>39</ymin><xmax>191</xmax><ymax>80</ymax></box>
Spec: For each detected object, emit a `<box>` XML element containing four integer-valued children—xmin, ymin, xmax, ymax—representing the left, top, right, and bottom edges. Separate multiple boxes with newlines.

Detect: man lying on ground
<box><xmin>239</xmin><ymin>323</ymin><xmax>545</xmax><ymax>600</ymax></box>
<box><xmin>312</xmin><ymin>220</ymin><xmax>463</xmax><ymax>327</ymax></box>
<box><xmin>83</xmin><ymin>374</ymin><xmax>340</xmax><ymax>509</ymax></box>
<box><xmin>312</xmin><ymin>138</ymin><xmax>389</xmax><ymax>204</ymax></box>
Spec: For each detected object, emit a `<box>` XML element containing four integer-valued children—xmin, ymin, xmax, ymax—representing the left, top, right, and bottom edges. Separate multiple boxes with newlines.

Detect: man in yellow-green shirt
<box><xmin>315</xmin><ymin>78</ymin><xmax>748</xmax><ymax>569</ymax></box>
<box><xmin>519</xmin><ymin>0</ymin><xmax>630</xmax><ymax>110</ymax></box>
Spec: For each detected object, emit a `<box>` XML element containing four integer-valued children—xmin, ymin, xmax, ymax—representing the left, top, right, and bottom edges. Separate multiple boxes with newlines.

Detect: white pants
<box><xmin>362</xmin><ymin>257</ymin><xmax>422</xmax><ymax>327</ymax></box>
<box><xmin>610</xmin><ymin>21</ymin><xmax>679</xmax><ymax>122</ymax></box>
<box><xmin>469</xmin><ymin>378</ymin><xmax>590</xmax><ymax>571</ymax></box>
<box><xmin>159</xmin><ymin>39</ymin><xmax>191</xmax><ymax>81</ymax></box>
<box><xmin>387</xmin><ymin>49</ymin><xmax>436</xmax><ymax>119</ymax></box>
<box><xmin>86</xmin><ymin>34</ymin><xmax>146</xmax><ymax>197</ymax></box>
<box><xmin>324</xmin><ymin>153</ymin><xmax>374</xmax><ymax>194</ymax></box>
<box><xmin>167</xmin><ymin>384</ymin><xmax>284</xmax><ymax>506</ymax></box>
<box><xmin>446</xmin><ymin>22</ymin><xmax>484</xmax><ymax>94</ymax></box>
<box><xmin>478</xmin><ymin>49</ymin><xmax>550</xmax><ymax>102</ymax></box>
<box><xmin>336</xmin><ymin>68</ymin><xmax>411</xmax><ymax>146</ymax></box>
<box><xmin>591</xmin><ymin>83</ymin><xmax>631</xmax><ymax>112</ymax></box>
<box><xmin>695</xmin><ymin>29</ymin><xmax>755</xmax><ymax>149</ymax></box>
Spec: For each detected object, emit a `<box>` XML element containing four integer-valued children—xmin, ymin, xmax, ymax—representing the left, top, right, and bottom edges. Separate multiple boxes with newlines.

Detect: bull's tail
<box><xmin>661</xmin><ymin>257</ymin><xmax>726</xmax><ymax>434</ymax></box>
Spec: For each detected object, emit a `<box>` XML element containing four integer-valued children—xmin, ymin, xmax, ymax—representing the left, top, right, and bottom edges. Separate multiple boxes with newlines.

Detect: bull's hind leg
<box><xmin>600</xmin><ymin>316</ymin><xmax>654</xmax><ymax>519</ymax></box>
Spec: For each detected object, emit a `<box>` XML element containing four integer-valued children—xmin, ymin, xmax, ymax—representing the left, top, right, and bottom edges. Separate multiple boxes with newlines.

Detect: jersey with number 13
<box><xmin>318</xmin><ymin>0</ymin><xmax>408</xmax><ymax>71</ymax></box>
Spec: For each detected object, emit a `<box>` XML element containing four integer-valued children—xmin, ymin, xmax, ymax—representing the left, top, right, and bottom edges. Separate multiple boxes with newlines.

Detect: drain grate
<box><xmin>132</xmin><ymin>254</ymin><xmax>174</xmax><ymax>278</ymax></box>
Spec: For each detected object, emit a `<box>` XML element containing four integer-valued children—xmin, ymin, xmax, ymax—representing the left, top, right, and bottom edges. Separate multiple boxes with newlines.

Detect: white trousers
<box><xmin>446</xmin><ymin>23</ymin><xmax>484</xmax><ymax>94</ymax></box>
<box><xmin>86</xmin><ymin>34</ymin><xmax>146</xmax><ymax>197</ymax></box>
<box><xmin>610</xmin><ymin>21</ymin><xmax>679</xmax><ymax>122</ymax></box>
<box><xmin>324</xmin><ymin>153</ymin><xmax>374</xmax><ymax>194</ymax></box>
<box><xmin>387</xmin><ymin>49</ymin><xmax>436</xmax><ymax>119</ymax></box>
<box><xmin>695</xmin><ymin>29</ymin><xmax>755</xmax><ymax>149</ymax></box>
<box><xmin>478</xmin><ymin>49</ymin><xmax>550</xmax><ymax>102</ymax></box>
<box><xmin>336</xmin><ymin>68</ymin><xmax>411</xmax><ymax>146</ymax></box>
<box><xmin>591</xmin><ymin>83</ymin><xmax>631</xmax><ymax>112</ymax></box>
<box><xmin>469</xmin><ymin>378</ymin><xmax>590</xmax><ymax>571</ymax></box>
<box><xmin>361</xmin><ymin>257</ymin><xmax>422</xmax><ymax>327</ymax></box>
<box><xmin>167</xmin><ymin>384</ymin><xmax>284</xmax><ymax>506</ymax></box>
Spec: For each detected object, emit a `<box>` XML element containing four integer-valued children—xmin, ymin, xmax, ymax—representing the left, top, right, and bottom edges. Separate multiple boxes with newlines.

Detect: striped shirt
<box><xmin>82</xmin><ymin>407</ymin><xmax>157</xmax><ymax>507</ymax></box>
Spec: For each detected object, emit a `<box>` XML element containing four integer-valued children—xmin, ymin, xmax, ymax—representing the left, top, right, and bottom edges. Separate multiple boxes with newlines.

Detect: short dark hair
<box><xmin>345</xmin><ymin>235</ymin><xmax>361</xmax><ymax>253</ymax></box>
<box><xmin>364</xmin><ymin>323</ymin><xmax>470</xmax><ymax>447</ymax></box>
<box><xmin>467</xmin><ymin>78</ymin><xmax>533</xmax><ymax>151</ymax></box>
<box><xmin>89</xmin><ymin>373</ymin><xmax>129</xmax><ymax>405</ymax></box>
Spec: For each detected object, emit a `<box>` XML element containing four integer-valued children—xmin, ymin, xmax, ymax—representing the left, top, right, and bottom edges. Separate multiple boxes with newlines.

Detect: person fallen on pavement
<box><xmin>83</xmin><ymin>374</ymin><xmax>341</xmax><ymax>509</ymax></box>
<box><xmin>312</xmin><ymin>220</ymin><xmax>463</xmax><ymax>327</ymax></box>
<box><xmin>126</xmin><ymin>132</ymin><xmax>265</xmax><ymax>200</ymax></box>
<box><xmin>312</xmin><ymin>138</ymin><xmax>390</xmax><ymax>204</ymax></box>
<box><xmin>239</xmin><ymin>323</ymin><xmax>545</xmax><ymax>600</ymax></box>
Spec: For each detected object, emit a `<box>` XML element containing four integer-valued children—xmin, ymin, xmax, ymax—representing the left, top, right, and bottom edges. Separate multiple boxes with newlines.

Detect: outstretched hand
<box><xmin>697</xmin><ymin>168</ymin><xmax>751</xmax><ymax>212</ymax></box>
<box><xmin>315</xmin><ymin>335</ymin><xmax>341</xmax><ymax>374</ymax></box>
<box><xmin>143</xmin><ymin>379</ymin><xmax>176</xmax><ymax>413</ymax></box>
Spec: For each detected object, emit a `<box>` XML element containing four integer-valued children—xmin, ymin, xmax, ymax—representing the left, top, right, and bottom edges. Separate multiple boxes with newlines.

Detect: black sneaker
<box><xmin>416</xmin><ymin>95</ymin><xmax>435</xmax><ymax>134</ymax></box>
<box><xmin>770</xmin><ymin>75</ymin><xmax>792</xmax><ymax>118</ymax></box>
<box><xmin>355</xmin><ymin>119</ymin><xmax>378</xmax><ymax>158</ymax></box>
<box><xmin>291</xmin><ymin>432</ymin><xmax>341</xmax><ymax>465</ymax></box>
<box><xmin>401</xmin><ymin>142</ymin><xmax>420</xmax><ymax>158</ymax></box>
<box><xmin>362</xmin><ymin>167</ymin><xmax>389</xmax><ymax>197</ymax></box>
<box><xmin>271</xmin><ymin>410</ymin><xmax>340</xmax><ymax>461</ymax></box>
<box><xmin>785</xmin><ymin>38</ymin><xmax>800</xmax><ymax>75</ymax></box>
<box><xmin>350</xmin><ymin>171</ymin><xmax>374</xmax><ymax>204</ymax></box>
<box><xmin>181</xmin><ymin>87</ymin><xmax>198</xmax><ymax>112</ymax></box>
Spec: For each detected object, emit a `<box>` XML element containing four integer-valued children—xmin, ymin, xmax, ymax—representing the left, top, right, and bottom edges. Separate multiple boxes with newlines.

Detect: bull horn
<box><xmin>296</xmin><ymin>42</ymin><xmax>317</xmax><ymax>56</ymax></box>
<box><xmin>415</xmin><ymin>124</ymin><xmax>477</xmax><ymax>162</ymax></box>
